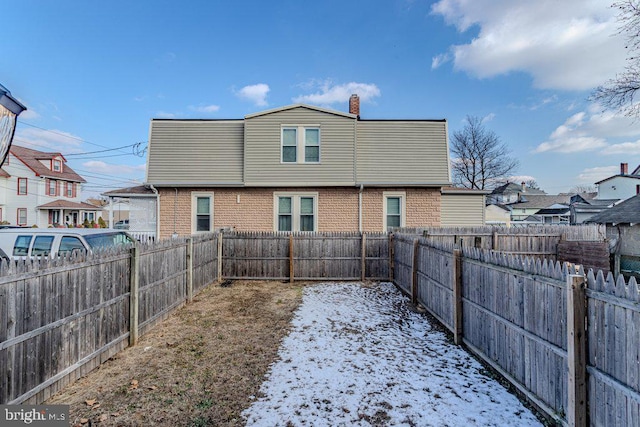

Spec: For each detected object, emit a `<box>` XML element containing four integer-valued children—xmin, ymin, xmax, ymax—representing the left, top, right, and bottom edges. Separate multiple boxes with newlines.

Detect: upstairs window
<box><xmin>53</xmin><ymin>159</ymin><xmax>62</xmax><ymax>172</ymax></box>
<box><xmin>47</xmin><ymin>179</ymin><xmax>57</xmax><ymax>196</ymax></box>
<box><xmin>281</xmin><ymin>126</ymin><xmax>320</xmax><ymax>163</ymax></box>
<box><xmin>17</xmin><ymin>178</ymin><xmax>27</xmax><ymax>195</ymax></box>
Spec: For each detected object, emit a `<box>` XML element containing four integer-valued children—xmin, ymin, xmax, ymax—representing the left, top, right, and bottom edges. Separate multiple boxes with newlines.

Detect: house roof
<box><xmin>37</xmin><ymin>200</ymin><xmax>102</xmax><ymax>210</ymax></box>
<box><xmin>10</xmin><ymin>145</ymin><xmax>86</xmax><ymax>182</ymax></box>
<box><xmin>587</xmin><ymin>195</ymin><xmax>640</xmax><ymax>224</ymax></box>
<box><xmin>535</xmin><ymin>207</ymin><xmax>570</xmax><ymax>215</ymax></box>
<box><xmin>485</xmin><ymin>203</ymin><xmax>511</xmax><ymax>212</ymax></box>
<box><xmin>245</xmin><ymin>104</ymin><xmax>357</xmax><ymax>120</ymax></box>
<box><xmin>507</xmin><ymin>194</ymin><xmax>571</xmax><ymax>209</ymax></box>
<box><xmin>102</xmin><ymin>185</ymin><xmax>156</xmax><ymax>197</ymax></box>
<box><xmin>0</xmin><ymin>168</ymin><xmax>10</xmax><ymax>178</ymax></box>
<box><xmin>441</xmin><ymin>186</ymin><xmax>491</xmax><ymax>195</ymax></box>
<box><xmin>595</xmin><ymin>174</ymin><xmax>640</xmax><ymax>185</ymax></box>
<box><xmin>490</xmin><ymin>182</ymin><xmax>546</xmax><ymax>196</ymax></box>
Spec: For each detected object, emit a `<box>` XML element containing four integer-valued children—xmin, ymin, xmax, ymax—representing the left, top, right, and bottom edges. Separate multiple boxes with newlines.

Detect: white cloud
<box><xmin>236</xmin><ymin>84</ymin><xmax>270</xmax><ymax>106</ymax></box>
<box><xmin>293</xmin><ymin>81</ymin><xmax>381</xmax><ymax>105</ymax></box>
<box><xmin>507</xmin><ymin>175</ymin><xmax>536</xmax><ymax>183</ymax></box>
<box><xmin>535</xmin><ymin>105</ymin><xmax>640</xmax><ymax>154</ymax></box>
<box><xmin>82</xmin><ymin>160</ymin><xmax>146</xmax><ymax>176</ymax></box>
<box><xmin>155</xmin><ymin>111</ymin><xmax>176</xmax><ymax>119</ymax></box>
<box><xmin>577</xmin><ymin>165</ymin><xmax>619</xmax><ymax>183</ymax></box>
<box><xmin>14</xmin><ymin>127</ymin><xmax>84</xmax><ymax>152</ymax></box>
<box><xmin>431</xmin><ymin>53</ymin><xmax>451</xmax><ymax>69</ymax></box>
<box><xmin>601</xmin><ymin>141</ymin><xmax>640</xmax><ymax>155</ymax></box>
<box><xmin>189</xmin><ymin>104</ymin><xmax>220</xmax><ymax>114</ymax></box>
<box><xmin>481</xmin><ymin>113</ymin><xmax>495</xmax><ymax>123</ymax></box>
<box><xmin>431</xmin><ymin>0</ymin><xmax>627</xmax><ymax>90</ymax></box>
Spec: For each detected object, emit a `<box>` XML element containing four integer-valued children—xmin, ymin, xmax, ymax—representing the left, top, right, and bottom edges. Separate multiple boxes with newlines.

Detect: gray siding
<box><xmin>357</xmin><ymin>121</ymin><xmax>450</xmax><ymax>185</ymax></box>
<box><xmin>147</xmin><ymin>120</ymin><xmax>244</xmax><ymax>185</ymax></box>
<box><xmin>441</xmin><ymin>193</ymin><xmax>485</xmax><ymax>226</ymax></box>
<box><xmin>244</xmin><ymin>107</ymin><xmax>356</xmax><ymax>186</ymax></box>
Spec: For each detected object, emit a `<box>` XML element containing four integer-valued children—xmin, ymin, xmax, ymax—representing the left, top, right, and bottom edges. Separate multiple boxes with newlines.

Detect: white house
<box><xmin>0</xmin><ymin>145</ymin><xmax>101</xmax><ymax>227</ymax></box>
<box><xmin>595</xmin><ymin>163</ymin><xmax>640</xmax><ymax>201</ymax></box>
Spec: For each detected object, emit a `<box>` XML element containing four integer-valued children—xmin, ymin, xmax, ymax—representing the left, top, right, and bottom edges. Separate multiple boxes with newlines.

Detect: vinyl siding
<box><xmin>441</xmin><ymin>193</ymin><xmax>485</xmax><ymax>226</ymax></box>
<box><xmin>357</xmin><ymin>120</ymin><xmax>450</xmax><ymax>185</ymax></box>
<box><xmin>147</xmin><ymin>120</ymin><xmax>244</xmax><ymax>185</ymax></box>
<box><xmin>244</xmin><ymin>107</ymin><xmax>356</xmax><ymax>186</ymax></box>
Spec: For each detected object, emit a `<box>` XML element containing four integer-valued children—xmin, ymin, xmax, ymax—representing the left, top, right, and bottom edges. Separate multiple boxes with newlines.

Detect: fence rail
<box><xmin>392</xmin><ymin>231</ymin><xmax>640</xmax><ymax>426</ymax></box>
<box><xmin>1</xmin><ymin>224</ymin><xmax>626</xmax><ymax>426</ymax></box>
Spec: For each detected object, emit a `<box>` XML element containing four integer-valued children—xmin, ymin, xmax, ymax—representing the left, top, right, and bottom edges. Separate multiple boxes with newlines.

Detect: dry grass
<box><xmin>46</xmin><ymin>280</ymin><xmax>306</xmax><ymax>426</ymax></box>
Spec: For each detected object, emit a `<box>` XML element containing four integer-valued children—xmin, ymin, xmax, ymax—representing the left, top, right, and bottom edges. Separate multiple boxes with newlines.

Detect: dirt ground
<box><xmin>46</xmin><ymin>280</ymin><xmax>306</xmax><ymax>427</ymax></box>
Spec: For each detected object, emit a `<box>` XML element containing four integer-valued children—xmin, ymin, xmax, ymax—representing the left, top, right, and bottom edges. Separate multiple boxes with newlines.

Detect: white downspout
<box><xmin>148</xmin><ymin>184</ymin><xmax>160</xmax><ymax>240</ymax></box>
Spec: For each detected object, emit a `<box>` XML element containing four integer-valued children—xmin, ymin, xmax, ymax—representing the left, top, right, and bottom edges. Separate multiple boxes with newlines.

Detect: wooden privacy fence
<box><xmin>399</xmin><ymin>225</ymin><xmax>610</xmax><ymax>273</ymax></box>
<box><xmin>393</xmin><ymin>233</ymin><xmax>640</xmax><ymax>426</ymax></box>
<box><xmin>0</xmin><ymin>233</ymin><xmax>218</xmax><ymax>405</ymax></box>
<box><xmin>222</xmin><ymin>232</ymin><xmax>390</xmax><ymax>281</ymax></box>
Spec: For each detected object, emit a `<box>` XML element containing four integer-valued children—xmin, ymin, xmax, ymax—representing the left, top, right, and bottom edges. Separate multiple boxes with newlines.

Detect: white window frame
<box><xmin>191</xmin><ymin>192</ymin><xmax>214</xmax><ymax>233</ymax></box>
<box><xmin>383</xmin><ymin>191</ymin><xmax>406</xmax><ymax>231</ymax></box>
<box><xmin>53</xmin><ymin>159</ymin><xmax>62</xmax><ymax>172</ymax></box>
<box><xmin>273</xmin><ymin>192</ymin><xmax>318</xmax><ymax>232</ymax></box>
<box><xmin>281</xmin><ymin>125</ymin><xmax>321</xmax><ymax>164</ymax></box>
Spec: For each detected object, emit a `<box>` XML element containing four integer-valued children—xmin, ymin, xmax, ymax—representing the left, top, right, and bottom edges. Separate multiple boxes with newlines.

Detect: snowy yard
<box><xmin>243</xmin><ymin>282</ymin><xmax>543</xmax><ymax>426</ymax></box>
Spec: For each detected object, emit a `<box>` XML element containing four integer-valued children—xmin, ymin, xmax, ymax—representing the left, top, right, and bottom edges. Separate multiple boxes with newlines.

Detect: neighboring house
<box><xmin>485</xmin><ymin>204</ymin><xmax>511</xmax><ymax>226</ymax></box>
<box><xmin>0</xmin><ymin>145</ymin><xmax>100</xmax><ymax>227</ymax></box>
<box><xmin>506</xmin><ymin>194</ymin><xmax>573</xmax><ymax>222</ymax></box>
<box><xmin>102</xmin><ymin>185</ymin><xmax>158</xmax><ymax>240</ymax></box>
<box><xmin>146</xmin><ymin>95</ymin><xmax>485</xmax><ymax>239</ymax></box>
<box><xmin>487</xmin><ymin>182</ymin><xmax>546</xmax><ymax>205</ymax></box>
<box><xmin>594</xmin><ymin>162</ymin><xmax>640</xmax><ymax>201</ymax></box>
<box><xmin>570</xmin><ymin>198</ymin><xmax>618</xmax><ymax>224</ymax></box>
<box><xmin>587</xmin><ymin>194</ymin><xmax>640</xmax><ymax>279</ymax></box>
<box><xmin>535</xmin><ymin>204</ymin><xmax>570</xmax><ymax>224</ymax></box>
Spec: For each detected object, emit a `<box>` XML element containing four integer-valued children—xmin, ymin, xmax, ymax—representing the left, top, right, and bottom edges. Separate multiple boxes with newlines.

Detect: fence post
<box><xmin>492</xmin><ymin>231</ymin><xmax>499</xmax><ymax>251</ymax></box>
<box><xmin>289</xmin><ymin>234</ymin><xmax>294</xmax><ymax>283</ymax></box>
<box><xmin>389</xmin><ymin>233</ymin><xmax>395</xmax><ymax>282</ymax></box>
<box><xmin>217</xmin><ymin>233</ymin><xmax>223</xmax><ymax>283</ymax></box>
<box><xmin>411</xmin><ymin>239</ymin><xmax>419</xmax><ymax>304</ymax></box>
<box><xmin>129</xmin><ymin>244</ymin><xmax>140</xmax><ymax>346</ymax></box>
<box><xmin>186</xmin><ymin>237</ymin><xmax>193</xmax><ymax>302</ymax></box>
<box><xmin>453</xmin><ymin>247</ymin><xmax>463</xmax><ymax>345</ymax></box>
<box><xmin>567</xmin><ymin>274</ymin><xmax>587</xmax><ymax>427</ymax></box>
<box><xmin>361</xmin><ymin>232</ymin><xmax>367</xmax><ymax>282</ymax></box>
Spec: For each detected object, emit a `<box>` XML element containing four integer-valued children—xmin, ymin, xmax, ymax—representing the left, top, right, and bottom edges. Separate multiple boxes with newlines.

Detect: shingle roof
<box><xmin>587</xmin><ymin>195</ymin><xmax>640</xmax><ymax>224</ymax></box>
<box><xmin>589</xmin><ymin>195</ymin><xmax>640</xmax><ymax>224</ymax></box>
<box><xmin>490</xmin><ymin>182</ymin><xmax>546</xmax><ymax>195</ymax></box>
<box><xmin>37</xmin><ymin>200</ymin><xmax>101</xmax><ymax>210</ymax></box>
<box><xmin>10</xmin><ymin>145</ymin><xmax>86</xmax><ymax>183</ymax></box>
<box><xmin>507</xmin><ymin>194</ymin><xmax>571</xmax><ymax>209</ymax></box>
<box><xmin>102</xmin><ymin>185</ymin><xmax>156</xmax><ymax>197</ymax></box>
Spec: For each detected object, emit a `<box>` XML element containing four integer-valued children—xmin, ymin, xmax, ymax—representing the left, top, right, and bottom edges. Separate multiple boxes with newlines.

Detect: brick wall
<box><xmin>158</xmin><ymin>186</ymin><xmax>442</xmax><ymax>237</ymax></box>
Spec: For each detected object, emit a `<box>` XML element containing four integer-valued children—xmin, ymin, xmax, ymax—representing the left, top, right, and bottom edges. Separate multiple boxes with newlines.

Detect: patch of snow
<box><xmin>243</xmin><ymin>282</ymin><xmax>542</xmax><ymax>426</ymax></box>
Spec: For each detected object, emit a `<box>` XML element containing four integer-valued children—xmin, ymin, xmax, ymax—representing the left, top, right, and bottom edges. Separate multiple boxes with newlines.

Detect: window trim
<box><xmin>191</xmin><ymin>192</ymin><xmax>214</xmax><ymax>233</ymax></box>
<box><xmin>47</xmin><ymin>179</ymin><xmax>57</xmax><ymax>196</ymax></box>
<box><xmin>273</xmin><ymin>192</ymin><xmax>318</xmax><ymax>232</ymax></box>
<box><xmin>17</xmin><ymin>208</ymin><xmax>27</xmax><ymax>226</ymax></box>
<box><xmin>383</xmin><ymin>191</ymin><xmax>406</xmax><ymax>231</ymax></box>
<box><xmin>52</xmin><ymin>159</ymin><xmax>62</xmax><ymax>172</ymax></box>
<box><xmin>17</xmin><ymin>178</ymin><xmax>27</xmax><ymax>195</ymax></box>
<box><xmin>280</xmin><ymin>125</ymin><xmax>321</xmax><ymax>164</ymax></box>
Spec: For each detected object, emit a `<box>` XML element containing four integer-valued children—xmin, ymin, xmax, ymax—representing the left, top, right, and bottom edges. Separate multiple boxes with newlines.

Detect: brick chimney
<box><xmin>621</xmin><ymin>162</ymin><xmax>629</xmax><ymax>175</ymax></box>
<box><xmin>349</xmin><ymin>94</ymin><xmax>360</xmax><ymax>117</ymax></box>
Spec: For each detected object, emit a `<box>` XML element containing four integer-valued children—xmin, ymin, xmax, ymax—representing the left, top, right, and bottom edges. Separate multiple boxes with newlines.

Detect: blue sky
<box><xmin>2</xmin><ymin>0</ymin><xmax>636</xmax><ymax>198</ymax></box>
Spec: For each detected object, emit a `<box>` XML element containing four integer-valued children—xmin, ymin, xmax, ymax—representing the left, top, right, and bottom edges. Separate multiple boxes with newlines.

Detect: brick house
<box><xmin>146</xmin><ymin>96</ymin><xmax>484</xmax><ymax>239</ymax></box>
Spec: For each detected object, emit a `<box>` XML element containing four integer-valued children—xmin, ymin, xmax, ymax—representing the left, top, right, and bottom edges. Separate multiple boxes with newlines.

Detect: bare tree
<box><xmin>569</xmin><ymin>184</ymin><xmax>597</xmax><ymax>193</ymax></box>
<box><xmin>591</xmin><ymin>1</ymin><xmax>640</xmax><ymax>117</ymax></box>
<box><xmin>450</xmin><ymin>116</ymin><xmax>519</xmax><ymax>189</ymax></box>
